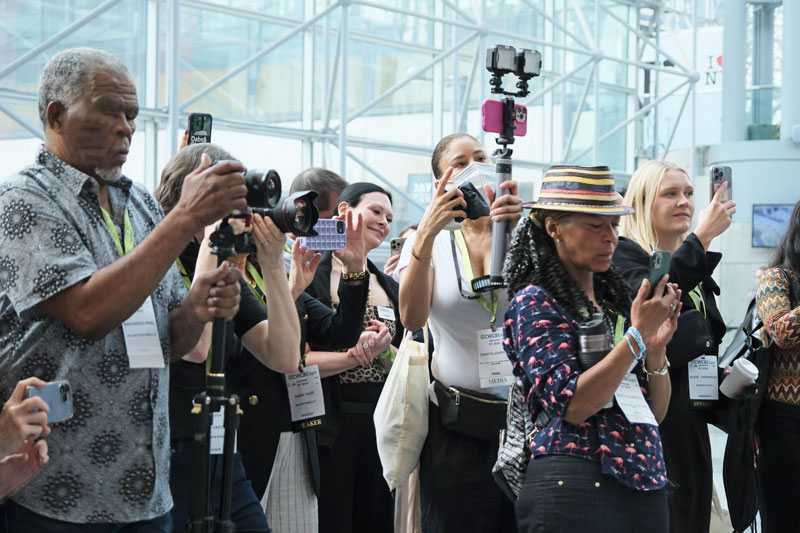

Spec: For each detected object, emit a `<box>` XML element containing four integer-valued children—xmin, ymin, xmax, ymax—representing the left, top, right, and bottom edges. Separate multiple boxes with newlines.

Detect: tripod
<box><xmin>187</xmin><ymin>217</ymin><xmax>241</xmax><ymax>533</ymax></box>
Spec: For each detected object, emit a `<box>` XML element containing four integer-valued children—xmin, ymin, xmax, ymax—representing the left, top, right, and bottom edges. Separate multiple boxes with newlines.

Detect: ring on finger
<box><xmin>362</xmin><ymin>342</ymin><xmax>369</xmax><ymax>350</ymax></box>
<box><xmin>669</xmin><ymin>303</ymin><xmax>677</xmax><ymax>314</ymax></box>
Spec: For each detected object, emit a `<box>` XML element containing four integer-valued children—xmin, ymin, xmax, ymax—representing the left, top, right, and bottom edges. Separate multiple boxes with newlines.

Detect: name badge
<box><xmin>477</xmin><ymin>328</ymin><xmax>514</xmax><ymax>388</ymax></box>
<box><xmin>688</xmin><ymin>355</ymin><xmax>719</xmax><ymax>401</ymax></box>
<box><xmin>285</xmin><ymin>365</ymin><xmax>326</xmax><ymax>432</ymax></box>
<box><xmin>377</xmin><ymin>306</ymin><xmax>395</xmax><ymax>321</ymax></box>
<box><xmin>210</xmin><ymin>408</ymin><xmax>237</xmax><ymax>455</ymax></box>
<box><xmin>122</xmin><ymin>296</ymin><xmax>165</xmax><ymax>368</ymax></box>
<box><xmin>614</xmin><ymin>373</ymin><xmax>657</xmax><ymax>426</ymax></box>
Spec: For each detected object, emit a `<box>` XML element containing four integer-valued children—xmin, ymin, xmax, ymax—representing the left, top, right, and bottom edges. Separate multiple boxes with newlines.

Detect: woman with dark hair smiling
<box><xmin>303</xmin><ymin>182</ymin><xmax>402</xmax><ymax>533</ymax></box>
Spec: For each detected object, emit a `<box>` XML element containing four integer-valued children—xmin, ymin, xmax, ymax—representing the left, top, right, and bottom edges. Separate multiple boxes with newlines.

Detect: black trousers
<box><xmin>758</xmin><ymin>399</ymin><xmax>800</xmax><ymax>533</ymax></box>
<box><xmin>317</xmin><ymin>383</ymin><xmax>394</xmax><ymax>533</ymax></box>
<box><xmin>516</xmin><ymin>455</ymin><xmax>667</xmax><ymax>533</ymax></box>
<box><xmin>419</xmin><ymin>402</ymin><xmax>516</xmax><ymax>533</ymax></box>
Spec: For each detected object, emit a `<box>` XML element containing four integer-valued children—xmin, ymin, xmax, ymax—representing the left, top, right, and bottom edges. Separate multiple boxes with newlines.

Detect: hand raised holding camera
<box><xmin>174</xmin><ymin>153</ymin><xmax>247</xmax><ymax>233</ymax></box>
<box><xmin>252</xmin><ymin>213</ymin><xmax>287</xmax><ymax>272</ymax></box>
<box><xmin>630</xmin><ymin>276</ymin><xmax>682</xmax><ymax>348</ymax></box>
<box><xmin>416</xmin><ymin>167</ymin><xmax>468</xmax><ymax>240</ymax></box>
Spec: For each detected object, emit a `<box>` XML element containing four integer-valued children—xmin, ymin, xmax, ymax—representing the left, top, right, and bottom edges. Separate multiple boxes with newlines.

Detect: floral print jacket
<box><xmin>503</xmin><ymin>284</ymin><xmax>667</xmax><ymax>491</ymax></box>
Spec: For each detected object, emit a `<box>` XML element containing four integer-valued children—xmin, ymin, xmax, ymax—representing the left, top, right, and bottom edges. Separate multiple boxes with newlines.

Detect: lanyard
<box><xmin>613</xmin><ymin>314</ymin><xmax>625</xmax><ymax>344</ymax></box>
<box><xmin>100</xmin><ymin>207</ymin><xmax>134</xmax><ymax>257</ymax></box>
<box><xmin>175</xmin><ymin>258</ymin><xmax>191</xmax><ymax>290</ymax></box>
<box><xmin>688</xmin><ymin>284</ymin><xmax>706</xmax><ymax>319</ymax></box>
<box><xmin>450</xmin><ymin>230</ymin><xmax>498</xmax><ymax>329</ymax></box>
<box><xmin>246</xmin><ymin>262</ymin><xmax>267</xmax><ymax>306</ymax></box>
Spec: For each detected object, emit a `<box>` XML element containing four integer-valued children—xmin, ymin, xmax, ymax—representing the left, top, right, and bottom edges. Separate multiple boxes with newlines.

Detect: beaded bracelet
<box><xmin>624</xmin><ymin>326</ymin><xmax>646</xmax><ymax>362</ymax></box>
<box><xmin>376</xmin><ymin>347</ymin><xmax>394</xmax><ymax>362</ymax></box>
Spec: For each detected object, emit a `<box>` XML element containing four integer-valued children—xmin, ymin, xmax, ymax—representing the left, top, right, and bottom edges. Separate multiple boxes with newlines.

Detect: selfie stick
<box><xmin>472</xmin><ymin>46</ymin><xmax>541</xmax><ymax>293</ymax></box>
<box><xmin>188</xmin><ymin>217</ymin><xmax>240</xmax><ymax>533</ymax></box>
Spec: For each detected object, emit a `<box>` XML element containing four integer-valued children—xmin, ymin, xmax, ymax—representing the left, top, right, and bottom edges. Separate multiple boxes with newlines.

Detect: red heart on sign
<box><xmin>717</xmin><ymin>55</ymin><xmax>723</xmax><ymax>67</ymax></box>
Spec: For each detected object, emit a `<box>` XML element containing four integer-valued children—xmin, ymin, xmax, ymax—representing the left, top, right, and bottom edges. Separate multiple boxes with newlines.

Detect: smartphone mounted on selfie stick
<box><xmin>471</xmin><ymin>45</ymin><xmax>542</xmax><ymax>294</ymax></box>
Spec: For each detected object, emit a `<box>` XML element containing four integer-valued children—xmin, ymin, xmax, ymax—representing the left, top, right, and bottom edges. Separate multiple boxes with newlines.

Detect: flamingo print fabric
<box><xmin>502</xmin><ymin>285</ymin><xmax>667</xmax><ymax>491</ymax></box>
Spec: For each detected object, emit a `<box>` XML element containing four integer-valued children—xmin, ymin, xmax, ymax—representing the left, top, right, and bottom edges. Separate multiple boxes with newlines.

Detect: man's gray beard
<box><xmin>95</xmin><ymin>167</ymin><xmax>123</xmax><ymax>183</ymax></box>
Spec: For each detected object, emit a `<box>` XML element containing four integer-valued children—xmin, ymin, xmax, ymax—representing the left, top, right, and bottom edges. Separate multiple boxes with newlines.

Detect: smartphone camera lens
<box><xmin>192</xmin><ymin>116</ymin><xmax>204</xmax><ymax>130</ymax></box>
<box><xmin>337</xmin><ymin>221</ymin><xmax>344</xmax><ymax>234</ymax></box>
<box><xmin>60</xmin><ymin>383</ymin><xmax>70</xmax><ymax>401</ymax></box>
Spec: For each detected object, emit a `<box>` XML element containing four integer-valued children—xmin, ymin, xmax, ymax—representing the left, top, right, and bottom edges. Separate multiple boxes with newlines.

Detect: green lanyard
<box><xmin>175</xmin><ymin>258</ymin><xmax>192</xmax><ymax>290</ymax></box>
<box><xmin>246</xmin><ymin>262</ymin><xmax>267</xmax><ymax>306</ymax></box>
<box><xmin>688</xmin><ymin>284</ymin><xmax>706</xmax><ymax>319</ymax></box>
<box><xmin>613</xmin><ymin>313</ymin><xmax>625</xmax><ymax>344</ymax></box>
<box><xmin>100</xmin><ymin>207</ymin><xmax>134</xmax><ymax>257</ymax></box>
<box><xmin>453</xmin><ymin>230</ymin><xmax>499</xmax><ymax>328</ymax></box>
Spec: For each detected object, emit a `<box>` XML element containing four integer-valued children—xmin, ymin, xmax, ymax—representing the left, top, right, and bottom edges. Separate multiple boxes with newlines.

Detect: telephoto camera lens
<box><xmin>252</xmin><ymin>190</ymin><xmax>320</xmax><ymax>237</ymax></box>
<box><xmin>244</xmin><ymin>169</ymin><xmax>281</xmax><ymax>209</ymax></box>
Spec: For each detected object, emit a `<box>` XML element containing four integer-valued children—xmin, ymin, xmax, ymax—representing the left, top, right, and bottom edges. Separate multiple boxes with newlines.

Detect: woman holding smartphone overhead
<box><xmin>612</xmin><ymin>161</ymin><xmax>735</xmax><ymax>533</ymax></box>
<box><xmin>397</xmin><ymin>133</ymin><xmax>522</xmax><ymax>532</ymax></box>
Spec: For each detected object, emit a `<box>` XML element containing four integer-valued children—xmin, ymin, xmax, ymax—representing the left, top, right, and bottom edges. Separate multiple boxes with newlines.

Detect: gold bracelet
<box><xmin>411</xmin><ymin>247</ymin><xmax>432</xmax><ymax>264</ymax></box>
<box><xmin>644</xmin><ymin>357</ymin><xmax>670</xmax><ymax>381</ymax></box>
<box><xmin>341</xmin><ymin>270</ymin><xmax>367</xmax><ymax>281</ymax></box>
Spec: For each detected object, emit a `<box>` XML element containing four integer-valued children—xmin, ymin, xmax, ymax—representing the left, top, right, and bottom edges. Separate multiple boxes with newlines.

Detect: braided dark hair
<box><xmin>503</xmin><ymin>212</ymin><xmax>632</xmax><ymax>319</ymax></box>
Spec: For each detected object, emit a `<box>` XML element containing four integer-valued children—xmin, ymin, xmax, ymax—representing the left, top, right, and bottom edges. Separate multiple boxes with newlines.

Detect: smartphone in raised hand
<box><xmin>25</xmin><ymin>379</ymin><xmax>73</xmax><ymax>423</ymax></box>
<box><xmin>187</xmin><ymin>113</ymin><xmax>212</xmax><ymax>145</ymax></box>
<box><xmin>710</xmin><ymin>165</ymin><xmax>732</xmax><ymax>202</ymax></box>
<box><xmin>647</xmin><ymin>251</ymin><xmax>671</xmax><ymax>298</ymax></box>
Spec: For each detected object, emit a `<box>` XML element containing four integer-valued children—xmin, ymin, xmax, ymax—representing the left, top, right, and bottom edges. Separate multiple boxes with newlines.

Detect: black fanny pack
<box><xmin>433</xmin><ymin>380</ymin><xmax>507</xmax><ymax>441</ymax></box>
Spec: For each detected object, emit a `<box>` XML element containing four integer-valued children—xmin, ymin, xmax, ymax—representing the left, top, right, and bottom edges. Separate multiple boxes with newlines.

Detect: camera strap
<box><xmin>100</xmin><ymin>207</ymin><xmax>134</xmax><ymax>256</ymax></box>
<box><xmin>246</xmin><ymin>262</ymin><xmax>267</xmax><ymax>306</ymax></box>
<box><xmin>451</xmin><ymin>230</ymin><xmax>498</xmax><ymax>329</ymax></box>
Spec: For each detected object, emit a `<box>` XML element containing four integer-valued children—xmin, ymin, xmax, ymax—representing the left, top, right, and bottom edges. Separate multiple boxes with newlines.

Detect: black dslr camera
<box><xmin>454</xmin><ymin>182</ymin><xmax>490</xmax><ymax>222</ymax></box>
<box><xmin>209</xmin><ymin>165</ymin><xmax>320</xmax><ymax>256</ymax></box>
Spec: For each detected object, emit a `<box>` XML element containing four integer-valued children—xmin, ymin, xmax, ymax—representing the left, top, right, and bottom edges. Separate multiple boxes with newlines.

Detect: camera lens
<box><xmin>337</xmin><ymin>221</ymin><xmax>344</xmax><ymax>234</ymax></box>
<box><xmin>192</xmin><ymin>116</ymin><xmax>204</xmax><ymax>130</ymax></box>
<box><xmin>244</xmin><ymin>169</ymin><xmax>282</xmax><ymax>209</ymax></box>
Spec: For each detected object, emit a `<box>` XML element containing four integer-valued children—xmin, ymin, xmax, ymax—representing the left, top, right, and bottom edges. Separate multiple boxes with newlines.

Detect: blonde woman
<box><xmin>611</xmin><ymin>161</ymin><xmax>736</xmax><ymax>533</ymax></box>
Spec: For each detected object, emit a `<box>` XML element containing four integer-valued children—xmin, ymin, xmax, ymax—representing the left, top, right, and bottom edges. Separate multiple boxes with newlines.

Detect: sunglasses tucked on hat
<box><xmin>522</xmin><ymin>165</ymin><xmax>634</xmax><ymax>216</ymax></box>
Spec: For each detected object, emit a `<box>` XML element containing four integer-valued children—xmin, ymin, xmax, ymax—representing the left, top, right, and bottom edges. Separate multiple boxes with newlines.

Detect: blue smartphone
<box><xmin>25</xmin><ymin>379</ymin><xmax>73</xmax><ymax>423</ymax></box>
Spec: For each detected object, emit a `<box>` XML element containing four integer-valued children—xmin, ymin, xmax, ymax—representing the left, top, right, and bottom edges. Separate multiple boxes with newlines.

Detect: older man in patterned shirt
<box><xmin>0</xmin><ymin>48</ymin><xmax>246</xmax><ymax>531</ymax></box>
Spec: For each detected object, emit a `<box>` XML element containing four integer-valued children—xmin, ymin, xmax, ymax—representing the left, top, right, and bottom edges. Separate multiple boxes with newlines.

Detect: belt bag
<box><xmin>433</xmin><ymin>380</ymin><xmax>506</xmax><ymax>441</ymax></box>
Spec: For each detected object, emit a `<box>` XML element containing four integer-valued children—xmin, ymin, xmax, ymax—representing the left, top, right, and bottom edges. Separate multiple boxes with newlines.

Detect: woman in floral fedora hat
<box><xmin>502</xmin><ymin>165</ymin><xmax>681</xmax><ymax>532</ymax></box>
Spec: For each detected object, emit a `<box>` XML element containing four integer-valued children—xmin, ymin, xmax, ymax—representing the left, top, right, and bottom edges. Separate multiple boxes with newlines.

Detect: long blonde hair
<box><xmin>620</xmin><ymin>160</ymin><xmax>690</xmax><ymax>254</ymax></box>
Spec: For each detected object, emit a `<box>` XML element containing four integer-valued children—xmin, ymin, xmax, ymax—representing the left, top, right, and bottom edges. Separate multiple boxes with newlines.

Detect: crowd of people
<box><xmin>0</xmin><ymin>46</ymin><xmax>799</xmax><ymax>533</ymax></box>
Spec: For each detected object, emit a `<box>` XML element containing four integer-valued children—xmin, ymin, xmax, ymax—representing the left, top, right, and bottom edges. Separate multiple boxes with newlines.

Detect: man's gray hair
<box><xmin>38</xmin><ymin>47</ymin><xmax>129</xmax><ymax>124</ymax></box>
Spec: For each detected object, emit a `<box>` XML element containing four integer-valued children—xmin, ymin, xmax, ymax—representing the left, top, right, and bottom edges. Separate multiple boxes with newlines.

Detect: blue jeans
<box><xmin>169</xmin><ymin>439</ymin><xmax>270</xmax><ymax>533</ymax></box>
<box><xmin>3</xmin><ymin>500</ymin><xmax>171</xmax><ymax>532</ymax></box>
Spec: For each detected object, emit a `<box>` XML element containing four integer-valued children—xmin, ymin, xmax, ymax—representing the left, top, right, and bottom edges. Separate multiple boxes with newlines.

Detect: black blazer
<box><xmin>306</xmin><ymin>252</ymin><xmax>405</xmax><ymax>349</ymax></box>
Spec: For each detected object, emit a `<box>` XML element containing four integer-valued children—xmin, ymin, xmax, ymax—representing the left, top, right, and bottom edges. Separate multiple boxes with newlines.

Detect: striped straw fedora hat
<box><xmin>522</xmin><ymin>165</ymin><xmax>634</xmax><ymax>216</ymax></box>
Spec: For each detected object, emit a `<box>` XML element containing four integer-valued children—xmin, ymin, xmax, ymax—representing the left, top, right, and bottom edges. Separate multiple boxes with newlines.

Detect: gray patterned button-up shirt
<box><xmin>0</xmin><ymin>147</ymin><xmax>186</xmax><ymax>523</ymax></box>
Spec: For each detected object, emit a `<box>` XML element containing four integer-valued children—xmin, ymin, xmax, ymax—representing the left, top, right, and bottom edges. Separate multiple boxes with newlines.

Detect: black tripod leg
<box><xmin>216</xmin><ymin>395</ymin><xmax>241</xmax><ymax>533</ymax></box>
<box><xmin>188</xmin><ymin>393</ymin><xmax>213</xmax><ymax>533</ymax></box>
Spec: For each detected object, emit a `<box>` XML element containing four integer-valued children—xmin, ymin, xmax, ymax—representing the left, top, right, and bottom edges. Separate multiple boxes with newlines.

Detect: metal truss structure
<box><xmin>0</xmin><ymin>0</ymin><xmax>721</xmax><ymax>213</ymax></box>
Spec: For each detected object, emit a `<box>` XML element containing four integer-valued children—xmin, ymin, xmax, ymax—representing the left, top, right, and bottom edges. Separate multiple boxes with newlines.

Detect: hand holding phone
<box><xmin>25</xmin><ymin>380</ymin><xmax>73</xmax><ymax>424</ymax></box>
<box><xmin>300</xmin><ymin>219</ymin><xmax>347</xmax><ymax>251</ymax></box>
<box><xmin>187</xmin><ymin>113</ymin><xmax>212</xmax><ymax>145</ymax></box>
<box><xmin>390</xmin><ymin>237</ymin><xmax>406</xmax><ymax>257</ymax></box>
<box><xmin>710</xmin><ymin>165</ymin><xmax>732</xmax><ymax>203</ymax></box>
<box><xmin>647</xmin><ymin>251</ymin><xmax>671</xmax><ymax>298</ymax></box>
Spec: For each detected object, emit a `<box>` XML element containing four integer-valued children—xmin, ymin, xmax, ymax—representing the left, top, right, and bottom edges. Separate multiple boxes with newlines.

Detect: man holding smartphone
<box><xmin>0</xmin><ymin>48</ymin><xmax>244</xmax><ymax>531</ymax></box>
